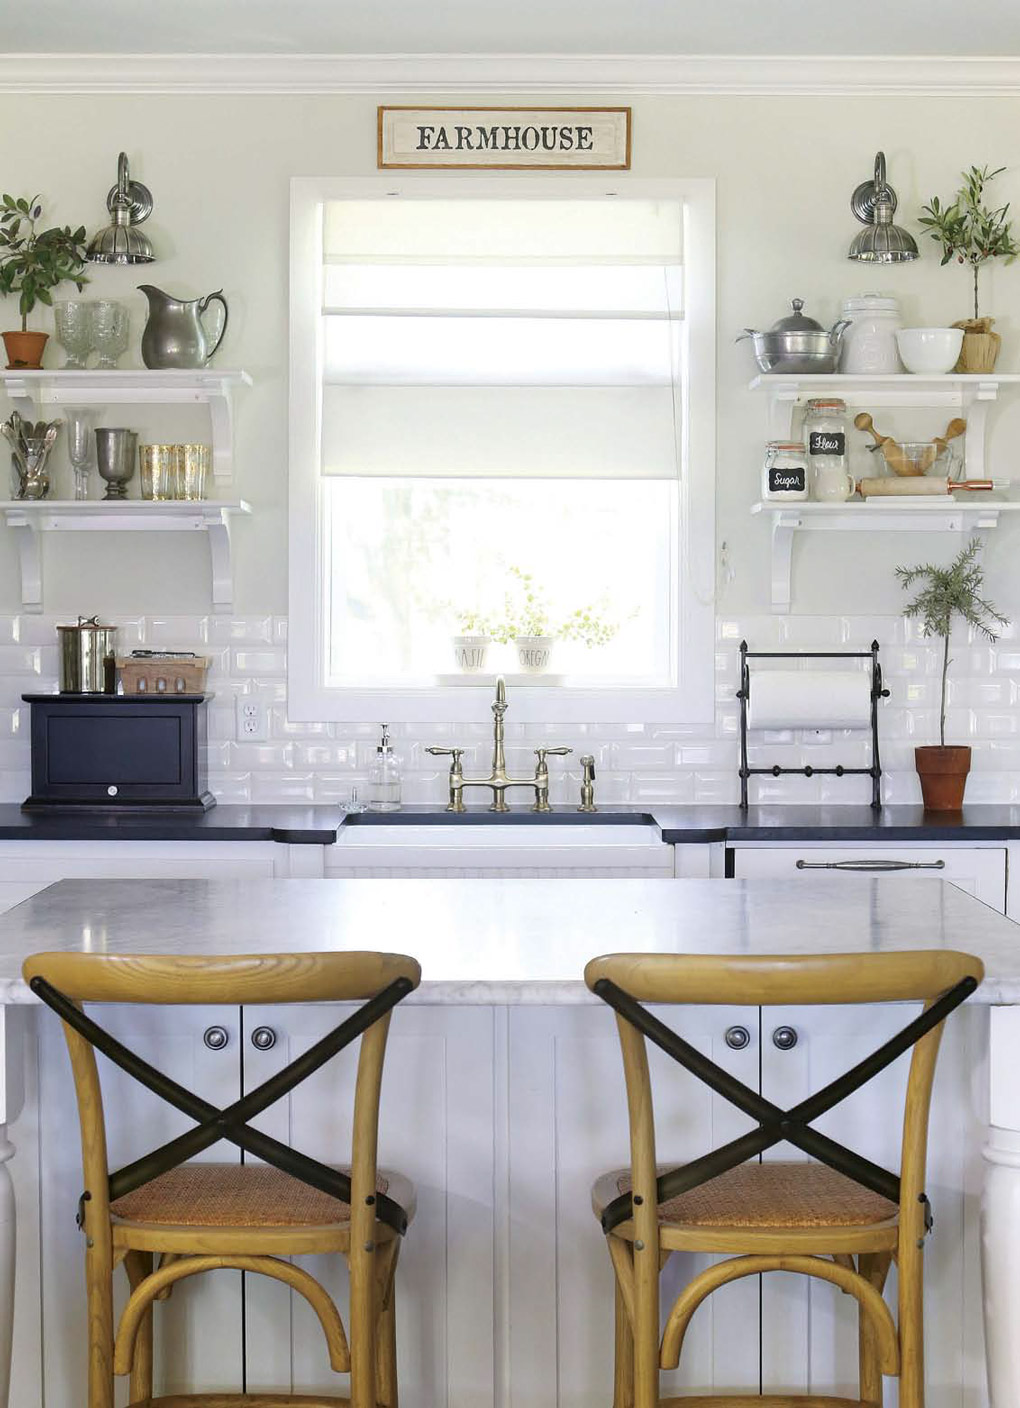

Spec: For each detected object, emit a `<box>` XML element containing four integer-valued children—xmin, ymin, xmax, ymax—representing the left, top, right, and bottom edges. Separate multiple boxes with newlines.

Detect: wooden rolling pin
<box><xmin>857</xmin><ymin>476</ymin><xmax>1000</xmax><ymax>497</ymax></box>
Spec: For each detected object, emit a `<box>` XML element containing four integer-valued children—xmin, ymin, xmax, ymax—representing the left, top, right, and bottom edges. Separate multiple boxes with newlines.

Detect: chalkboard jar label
<box><xmin>762</xmin><ymin>442</ymin><xmax>809</xmax><ymax>501</ymax></box>
<box><xmin>768</xmin><ymin>464</ymin><xmax>806</xmax><ymax>494</ymax></box>
<box><xmin>808</xmin><ymin>430</ymin><xmax>846</xmax><ymax>457</ymax></box>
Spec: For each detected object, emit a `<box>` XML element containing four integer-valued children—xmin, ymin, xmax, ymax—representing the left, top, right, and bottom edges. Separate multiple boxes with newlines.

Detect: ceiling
<box><xmin>7</xmin><ymin>0</ymin><xmax>1020</xmax><ymax>57</ymax></box>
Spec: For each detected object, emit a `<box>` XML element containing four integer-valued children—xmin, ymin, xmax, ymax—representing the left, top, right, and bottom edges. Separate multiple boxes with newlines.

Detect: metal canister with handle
<box><xmin>57</xmin><ymin>616</ymin><xmax>118</xmax><ymax>693</ymax></box>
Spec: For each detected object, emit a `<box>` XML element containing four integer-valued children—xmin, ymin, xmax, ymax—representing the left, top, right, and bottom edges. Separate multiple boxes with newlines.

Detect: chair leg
<box><xmin>613</xmin><ymin>1277</ymin><xmax>635</xmax><ymax>1408</ymax></box>
<box><xmin>898</xmin><ymin>1240</ymin><xmax>926</xmax><ymax>1408</ymax></box>
<box><xmin>123</xmin><ymin>1251</ymin><xmax>155</xmax><ymax>1405</ymax></box>
<box><xmin>857</xmin><ymin>1252</ymin><xmax>891</xmax><ymax>1408</ymax></box>
<box><xmin>375</xmin><ymin>1243</ymin><xmax>400</xmax><ymax>1408</ymax></box>
<box><xmin>85</xmin><ymin>1237</ymin><xmax>115</xmax><ymax>1408</ymax></box>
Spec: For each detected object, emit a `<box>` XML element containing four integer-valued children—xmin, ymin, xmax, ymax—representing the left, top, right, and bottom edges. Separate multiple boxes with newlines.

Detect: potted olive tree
<box><xmin>918</xmin><ymin>165</ymin><xmax>1020</xmax><ymax>373</ymax></box>
<box><xmin>897</xmin><ymin>538</ymin><xmax>1007</xmax><ymax>810</ymax></box>
<box><xmin>0</xmin><ymin>195</ymin><xmax>89</xmax><ymax>369</ymax></box>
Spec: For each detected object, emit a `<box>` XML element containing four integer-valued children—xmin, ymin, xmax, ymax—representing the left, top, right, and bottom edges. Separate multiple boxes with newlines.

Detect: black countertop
<box><xmin>0</xmin><ymin>802</ymin><xmax>1018</xmax><ymax>846</ymax></box>
<box><xmin>0</xmin><ymin>805</ymin><xmax>343</xmax><ymax>844</ymax></box>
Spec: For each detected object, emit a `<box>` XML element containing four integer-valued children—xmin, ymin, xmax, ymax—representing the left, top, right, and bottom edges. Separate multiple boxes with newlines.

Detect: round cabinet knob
<box><xmin>724</xmin><ymin>1025</ymin><xmax>751</xmax><ymax>1050</ymax></box>
<box><xmin>251</xmin><ymin>1026</ymin><xmax>277</xmax><ymax>1052</ymax></box>
<box><xmin>772</xmin><ymin>1025</ymin><xmax>799</xmax><ymax>1051</ymax></box>
<box><xmin>203</xmin><ymin>1025</ymin><xmax>229</xmax><ymax>1051</ymax></box>
<box><xmin>107</xmin><ymin>785</ymin><xmax>118</xmax><ymax>797</ymax></box>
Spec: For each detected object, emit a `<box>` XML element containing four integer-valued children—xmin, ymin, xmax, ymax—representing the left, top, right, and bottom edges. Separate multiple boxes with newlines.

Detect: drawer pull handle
<box><xmin>724</xmin><ymin>1025</ymin><xmax>751</xmax><ymax>1050</ymax></box>
<box><xmin>795</xmin><ymin>859</ymin><xmax>946</xmax><ymax>873</ymax></box>
<box><xmin>772</xmin><ymin>1025</ymin><xmax>798</xmax><ymax>1051</ymax></box>
<box><xmin>202</xmin><ymin>1025</ymin><xmax>229</xmax><ymax>1051</ymax></box>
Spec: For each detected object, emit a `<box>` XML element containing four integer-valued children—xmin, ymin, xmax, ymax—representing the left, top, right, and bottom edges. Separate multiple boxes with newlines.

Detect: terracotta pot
<box><xmin>2</xmin><ymin>330</ymin><xmax>48</xmax><ymax>370</ymax></box>
<box><xmin>952</xmin><ymin>318</ymin><xmax>1001</xmax><ymax>374</ymax></box>
<box><xmin>915</xmin><ymin>745</ymin><xmax>971</xmax><ymax>811</ymax></box>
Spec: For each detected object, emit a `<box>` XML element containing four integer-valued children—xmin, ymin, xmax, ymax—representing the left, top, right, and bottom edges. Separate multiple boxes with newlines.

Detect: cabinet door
<box><xmin>38</xmin><ymin>1004</ymin><xmax>243</xmax><ymax>1408</ymax></box>
<box><xmin>240</xmin><ymin>1003</ymin><xmax>496</xmax><ymax>1408</ymax></box>
<box><xmin>731</xmin><ymin>844</ymin><xmax>1007</xmax><ymax>912</ymax></box>
<box><xmin>508</xmin><ymin>1004</ymin><xmax>761</xmax><ymax>1407</ymax></box>
<box><xmin>759</xmin><ymin>1002</ymin><xmax>986</xmax><ymax>1407</ymax></box>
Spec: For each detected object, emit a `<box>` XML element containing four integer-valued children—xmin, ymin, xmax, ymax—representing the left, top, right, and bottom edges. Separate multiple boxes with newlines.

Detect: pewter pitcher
<box><xmin>138</xmin><ymin>285</ymin><xmax>228</xmax><ymax>369</ymax></box>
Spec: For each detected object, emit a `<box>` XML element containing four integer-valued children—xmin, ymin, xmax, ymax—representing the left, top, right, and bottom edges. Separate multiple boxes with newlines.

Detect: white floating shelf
<box><xmin>751</xmin><ymin>498</ymin><xmax>1020</xmax><ymax>613</ymax></box>
<box><xmin>1</xmin><ymin>500</ymin><xmax>251</xmax><ymax>615</ymax></box>
<box><xmin>751</xmin><ymin>372</ymin><xmax>1020</xmax><ymax>480</ymax></box>
<box><xmin>0</xmin><ymin>370</ymin><xmax>252</xmax><ymax>482</ymax></box>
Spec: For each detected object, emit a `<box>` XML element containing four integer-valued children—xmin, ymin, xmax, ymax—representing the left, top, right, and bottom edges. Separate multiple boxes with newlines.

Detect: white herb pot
<box><xmin>515</xmin><ymin>635</ymin><xmax>554</xmax><ymax>673</ymax></box>
<box><xmin>452</xmin><ymin>634</ymin><xmax>490</xmax><ymax>672</ymax></box>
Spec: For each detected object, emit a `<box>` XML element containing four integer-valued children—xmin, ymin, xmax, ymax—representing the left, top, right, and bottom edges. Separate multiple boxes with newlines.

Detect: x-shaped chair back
<box><xmin>23</xmin><ymin>950</ymin><xmax>421</xmax><ymax>1234</ymax></box>
<box><xmin>584</xmin><ymin>949</ymin><xmax>983</xmax><ymax>1236</ymax></box>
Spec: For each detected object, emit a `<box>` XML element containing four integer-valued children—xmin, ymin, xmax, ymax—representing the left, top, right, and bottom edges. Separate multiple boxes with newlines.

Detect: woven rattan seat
<box><xmin>110</xmin><ymin>1162</ymin><xmax>413</xmax><ymax>1229</ymax></box>
<box><xmin>594</xmin><ymin>1160</ymin><xmax>898</xmax><ymax>1230</ymax></box>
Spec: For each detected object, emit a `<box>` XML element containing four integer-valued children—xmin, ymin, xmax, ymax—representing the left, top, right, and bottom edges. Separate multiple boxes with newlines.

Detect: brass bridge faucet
<box><xmin>427</xmin><ymin>677</ymin><xmax>573</xmax><ymax>813</ymax></box>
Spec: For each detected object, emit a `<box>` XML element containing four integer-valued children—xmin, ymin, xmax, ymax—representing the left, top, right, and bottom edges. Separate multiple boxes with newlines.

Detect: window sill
<box><xmin>287</xmin><ymin>679</ymin><xmax>714</xmax><ymax>726</ymax></box>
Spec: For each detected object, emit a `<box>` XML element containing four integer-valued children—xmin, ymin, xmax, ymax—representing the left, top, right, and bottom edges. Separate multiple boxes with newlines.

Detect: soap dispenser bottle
<box><xmin>368</xmin><ymin>724</ymin><xmax>402</xmax><ymax>812</ymax></box>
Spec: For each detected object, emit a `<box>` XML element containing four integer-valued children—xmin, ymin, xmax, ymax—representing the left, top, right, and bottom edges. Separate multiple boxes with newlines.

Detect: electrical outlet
<box><xmin>236</xmin><ymin>695</ymin><xmax>268</xmax><ymax>742</ymax></box>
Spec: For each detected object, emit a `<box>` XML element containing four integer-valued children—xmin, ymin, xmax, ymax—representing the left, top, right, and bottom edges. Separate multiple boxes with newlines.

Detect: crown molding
<box><xmin>4</xmin><ymin>52</ymin><xmax>1020</xmax><ymax>96</ymax></box>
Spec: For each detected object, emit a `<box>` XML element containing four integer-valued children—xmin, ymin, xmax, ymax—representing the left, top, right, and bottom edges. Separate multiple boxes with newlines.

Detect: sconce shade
<box><xmin>87</xmin><ymin>152</ymin><xmax>155</xmax><ymax>266</ymax></box>
<box><xmin>848</xmin><ymin>152</ymin><xmax>919</xmax><ymax>264</ymax></box>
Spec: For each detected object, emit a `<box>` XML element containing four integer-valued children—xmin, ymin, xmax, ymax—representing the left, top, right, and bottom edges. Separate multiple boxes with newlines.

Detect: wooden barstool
<box><xmin>23</xmin><ymin>949</ymin><xmax>422</xmax><ymax>1408</ymax></box>
<box><xmin>585</xmin><ymin>949</ymin><xmax>983</xmax><ymax>1408</ymax></box>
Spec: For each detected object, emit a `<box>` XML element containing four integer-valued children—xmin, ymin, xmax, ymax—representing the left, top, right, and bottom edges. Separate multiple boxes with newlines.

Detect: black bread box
<box><xmin>23</xmin><ymin>693</ymin><xmax>215</xmax><ymax>812</ymax></box>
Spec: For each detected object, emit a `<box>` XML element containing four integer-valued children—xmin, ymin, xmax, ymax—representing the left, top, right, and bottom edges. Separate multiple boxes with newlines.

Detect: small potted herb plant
<box><xmin>0</xmin><ymin>195</ymin><xmax>89</xmax><ymax>369</ymax></box>
<box><xmin>451</xmin><ymin>608</ymin><xmax>492</xmax><ymax>673</ymax></box>
<box><xmin>897</xmin><ymin>538</ymin><xmax>1007</xmax><ymax>810</ymax></box>
<box><xmin>918</xmin><ymin>165</ymin><xmax>1020</xmax><ymax>373</ymax></box>
<box><xmin>494</xmin><ymin>569</ymin><xmax>556</xmax><ymax>673</ymax></box>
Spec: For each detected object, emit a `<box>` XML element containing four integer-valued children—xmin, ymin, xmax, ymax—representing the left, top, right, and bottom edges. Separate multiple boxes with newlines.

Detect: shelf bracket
<box><xmin>207</xmin><ymin>384</ymin><xmax>235</xmax><ymax>483</ymax></box>
<box><xmin>204</xmin><ymin>511</ymin><xmax>235</xmax><ymax>614</ymax></box>
<box><xmin>5</xmin><ymin>511</ymin><xmax>42</xmax><ymax>613</ymax></box>
<box><xmin>769</xmin><ymin>509</ymin><xmax>799</xmax><ymax>613</ymax></box>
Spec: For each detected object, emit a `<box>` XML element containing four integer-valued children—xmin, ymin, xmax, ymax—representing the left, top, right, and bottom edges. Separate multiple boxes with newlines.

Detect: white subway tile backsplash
<box><xmin>0</xmin><ymin>609</ymin><xmax>1010</xmax><ymax>807</ymax></box>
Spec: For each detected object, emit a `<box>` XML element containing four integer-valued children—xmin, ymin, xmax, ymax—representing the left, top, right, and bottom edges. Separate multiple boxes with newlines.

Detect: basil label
<box><xmin>808</xmin><ymin>430</ymin><xmax>846</xmax><ymax>457</ymax></box>
<box><xmin>768</xmin><ymin>465</ymin><xmax>806</xmax><ymax>493</ymax></box>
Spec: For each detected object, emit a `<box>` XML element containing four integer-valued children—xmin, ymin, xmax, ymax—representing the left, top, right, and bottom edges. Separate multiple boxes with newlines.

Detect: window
<box><xmin>289</xmin><ymin>177</ymin><xmax>715</xmax><ymax>723</ymax></box>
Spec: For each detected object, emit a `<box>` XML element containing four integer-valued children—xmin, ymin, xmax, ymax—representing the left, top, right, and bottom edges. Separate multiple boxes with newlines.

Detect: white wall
<box><xmin>1</xmin><ymin>87</ymin><xmax>1019</xmax><ymax>803</ymax></box>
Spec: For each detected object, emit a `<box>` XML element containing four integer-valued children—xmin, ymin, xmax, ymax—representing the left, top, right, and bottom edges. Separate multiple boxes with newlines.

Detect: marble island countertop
<box><xmin>0</xmin><ymin>875</ymin><xmax>1017</xmax><ymax>1005</ymax></box>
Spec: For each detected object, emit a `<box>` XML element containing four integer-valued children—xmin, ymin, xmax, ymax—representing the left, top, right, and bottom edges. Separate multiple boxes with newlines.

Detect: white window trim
<box><xmin>289</xmin><ymin>174</ymin><xmax>716</xmax><ymax>725</ymax></box>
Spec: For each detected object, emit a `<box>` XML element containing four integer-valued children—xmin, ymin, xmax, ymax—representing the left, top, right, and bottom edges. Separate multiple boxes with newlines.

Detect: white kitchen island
<box><xmin>0</xmin><ymin>876</ymin><xmax>1018</xmax><ymax>1408</ymax></box>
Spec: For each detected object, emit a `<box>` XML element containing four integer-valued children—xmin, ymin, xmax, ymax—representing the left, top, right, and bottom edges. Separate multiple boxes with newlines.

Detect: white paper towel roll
<box><xmin>748</xmin><ymin>671</ymin><xmax>872</xmax><ymax>729</ymax></box>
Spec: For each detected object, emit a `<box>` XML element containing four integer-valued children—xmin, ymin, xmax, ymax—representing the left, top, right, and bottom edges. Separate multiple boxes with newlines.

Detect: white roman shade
<box><xmin>320</xmin><ymin>198</ymin><xmax>684</xmax><ymax>482</ymax></box>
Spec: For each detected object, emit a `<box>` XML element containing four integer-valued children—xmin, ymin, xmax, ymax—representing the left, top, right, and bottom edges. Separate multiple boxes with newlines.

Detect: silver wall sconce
<box><xmin>848</xmin><ymin>151</ymin><xmax>919</xmax><ymax>263</ymax></box>
<box><xmin>86</xmin><ymin>152</ymin><xmax>155</xmax><ymax>265</ymax></box>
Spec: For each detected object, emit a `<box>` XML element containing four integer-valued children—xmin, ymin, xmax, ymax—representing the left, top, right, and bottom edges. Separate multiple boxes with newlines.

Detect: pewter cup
<box><xmin>95</xmin><ymin>427</ymin><xmax>138</xmax><ymax>499</ymax></box>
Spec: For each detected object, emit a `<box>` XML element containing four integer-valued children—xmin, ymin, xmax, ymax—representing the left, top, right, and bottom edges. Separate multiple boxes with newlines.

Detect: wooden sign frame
<box><xmin>378</xmin><ymin>106</ymin><xmax>632</xmax><ymax>171</ymax></box>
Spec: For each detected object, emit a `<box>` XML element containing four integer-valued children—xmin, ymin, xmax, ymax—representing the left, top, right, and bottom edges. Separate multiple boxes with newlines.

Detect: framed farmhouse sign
<box><xmin>378</xmin><ymin>106</ymin><xmax>631</xmax><ymax>171</ymax></box>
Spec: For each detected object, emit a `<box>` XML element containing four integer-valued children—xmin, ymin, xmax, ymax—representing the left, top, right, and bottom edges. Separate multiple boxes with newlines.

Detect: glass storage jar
<box><xmin>762</xmin><ymin>441</ymin><xmax>809</xmax><ymax>501</ymax></box>
<box><xmin>803</xmin><ymin>397</ymin><xmax>854</xmax><ymax>502</ymax></box>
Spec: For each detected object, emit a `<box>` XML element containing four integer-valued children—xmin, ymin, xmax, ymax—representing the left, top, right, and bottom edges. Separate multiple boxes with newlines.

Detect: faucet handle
<box><xmin>534</xmin><ymin>746</ymin><xmax>573</xmax><ymax>767</ymax></box>
<box><xmin>426</xmin><ymin>746</ymin><xmax>464</xmax><ymax>767</ymax></box>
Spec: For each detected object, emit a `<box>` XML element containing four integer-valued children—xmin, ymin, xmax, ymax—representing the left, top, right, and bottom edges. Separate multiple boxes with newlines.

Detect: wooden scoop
<box><xmin>854</xmin><ymin>410</ymin><xmax>924</xmax><ymax>474</ymax></box>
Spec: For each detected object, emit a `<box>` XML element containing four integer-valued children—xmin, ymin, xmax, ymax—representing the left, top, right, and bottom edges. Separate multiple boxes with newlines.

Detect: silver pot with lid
<box><xmin>57</xmin><ymin>616</ymin><xmax>118</xmax><ymax>694</ymax></box>
<box><xmin>739</xmin><ymin>299</ymin><xmax>852</xmax><ymax>375</ymax></box>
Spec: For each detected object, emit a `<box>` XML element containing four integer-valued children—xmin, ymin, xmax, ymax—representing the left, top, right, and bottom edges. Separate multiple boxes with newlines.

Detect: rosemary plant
<box><xmin>896</xmin><ymin>539</ymin><xmax>1007</xmax><ymax>747</ymax></box>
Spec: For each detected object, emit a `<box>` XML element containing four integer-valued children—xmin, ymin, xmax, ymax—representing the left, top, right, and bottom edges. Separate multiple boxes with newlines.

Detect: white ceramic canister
<box><xmin>838</xmin><ymin>293</ymin><xmax>904</xmax><ymax>374</ymax></box>
<box><xmin>762</xmin><ymin>442</ymin><xmax>809</xmax><ymax>501</ymax></box>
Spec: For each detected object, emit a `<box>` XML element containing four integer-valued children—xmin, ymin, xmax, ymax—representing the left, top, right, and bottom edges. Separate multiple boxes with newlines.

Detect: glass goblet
<box><xmin>91</xmin><ymin>300</ymin><xmax>129</xmax><ymax>370</ymax></box>
<box><xmin>64</xmin><ymin>406</ymin><xmax>96</xmax><ymax>501</ymax></box>
<box><xmin>53</xmin><ymin>301</ymin><xmax>94</xmax><ymax>370</ymax></box>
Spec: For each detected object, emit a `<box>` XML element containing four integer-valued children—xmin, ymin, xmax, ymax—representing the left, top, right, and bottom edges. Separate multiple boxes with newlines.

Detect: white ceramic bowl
<box><xmin>895</xmin><ymin>327</ymin><xmax>964</xmax><ymax>375</ymax></box>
